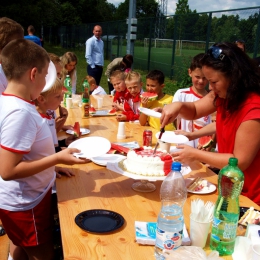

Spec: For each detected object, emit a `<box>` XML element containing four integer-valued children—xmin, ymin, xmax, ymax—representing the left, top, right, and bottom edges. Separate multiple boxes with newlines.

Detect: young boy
<box><xmin>0</xmin><ymin>39</ymin><xmax>88</xmax><ymax>260</ymax></box>
<box><xmin>173</xmin><ymin>53</ymin><xmax>211</xmax><ymax>147</ymax></box>
<box><xmin>116</xmin><ymin>71</ymin><xmax>143</xmax><ymax>122</ymax></box>
<box><xmin>139</xmin><ymin>69</ymin><xmax>175</xmax><ymax>131</ymax></box>
<box><xmin>87</xmin><ymin>75</ymin><xmax>107</xmax><ymax>95</ymax></box>
<box><xmin>0</xmin><ymin>17</ymin><xmax>24</xmax><ymax>95</ymax></box>
<box><xmin>110</xmin><ymin>70</ymin><xmax>128</xmax><ymax>111</ymax></box>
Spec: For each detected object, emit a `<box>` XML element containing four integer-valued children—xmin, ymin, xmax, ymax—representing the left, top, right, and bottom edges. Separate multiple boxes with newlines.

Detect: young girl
<box><xmin>60</xmin><ymin>51</ymin><xmax>78</xmax><ymax>94</ymax></box>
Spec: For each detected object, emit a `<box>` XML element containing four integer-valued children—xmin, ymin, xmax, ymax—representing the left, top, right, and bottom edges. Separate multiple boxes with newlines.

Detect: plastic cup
<box><xmin>97</xmin><ymin>97</ymin><xmax>103</xmax><ymax>109</ymax></box>
<box><xmin>252</xmin><ymin>244</ymin><xmax>260</xmax><ymax>260</ymax></box>
<box><xmin>189</xmin><ymin>214</ymin><xmax>211</xmax><ymax>248</ymax></box>
<box><xmin>159</xmin><ymin>140</ymin><xmax>171</xmax><ymax>153</ymax></box>
<box><xmin>117</xmin><ymin>122</ymin><xmax>126</xmax><ymax>139</ymax></box>
<box><xmin>66</xmin><ymin>97</ymin><xmax>73</xmax><ymax>109</ymax></box>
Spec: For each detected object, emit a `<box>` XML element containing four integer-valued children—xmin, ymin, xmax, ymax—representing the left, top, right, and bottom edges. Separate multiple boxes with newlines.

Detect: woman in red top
<box><xmin>160</xmin><ymin>42</ymin><xmax>260</xmax><ymax>205</ymax></box>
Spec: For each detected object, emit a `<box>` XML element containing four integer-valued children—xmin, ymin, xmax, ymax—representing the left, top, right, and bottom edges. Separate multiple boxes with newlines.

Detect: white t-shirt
<box><xmin>40</xmin><ymin>114</ymin><xmax>58</xmax><ymax>146</ymax></box>
<box><xmin>173</xmin><ymin>87</ymin><xmax>211</xmax><ymax>147</ymax></box>
<box><xmin>92</xmin><ymin>86</ymin><xmax>107</xmax><ymax>95</ymax></box>
<box><xmin>0</xmin><ymin>64</ymin><xmax>7</xmax><ymax>95</ymax></box>
<box><xmin>0</xmin><ymin>94</ymin><xmax>56</xmax><ymax>211</ymax></box>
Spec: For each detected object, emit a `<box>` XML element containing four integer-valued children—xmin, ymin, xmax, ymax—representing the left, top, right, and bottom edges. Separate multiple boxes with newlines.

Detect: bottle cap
<box><xmin>171</xmin><ymin>161</ymin><xmax>181</xmax><ymax>171</ymax></box>
<box><xmin>229</xmin><ymin>157</ymin><xmax>238</xmax><ymax>166</ymax></box>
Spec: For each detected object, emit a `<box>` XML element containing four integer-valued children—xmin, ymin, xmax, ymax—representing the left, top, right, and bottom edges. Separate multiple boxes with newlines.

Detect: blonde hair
<box><xmin>86</xmin><ymin>75</ymin><xmax>96</xmax><ymax>86</ymax></box>
<box><xmin>125</xmin><ymin>71</ymin><xmax>142</xmax><ymax>84</ymax></box>
<box><xmin>48</xmin><ymin>52</ymin><xmax>62</xmax><ymax>67</ymax></box>
<box><xmin>41</xmin><ymin>78</ymin><xmax>63</xmax><ymax>97</ymax></box>
<box><xmin>60</xmin><ymin>51</ymin><xmax>77</xmax><ymax>84</ymax></box>
<box><xmin>110</xmin><ymin>70</ymin><xmax>126</xmax><ymax>81</ymax></box>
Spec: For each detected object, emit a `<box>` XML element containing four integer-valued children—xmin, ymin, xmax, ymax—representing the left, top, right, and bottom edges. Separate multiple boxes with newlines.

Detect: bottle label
<box><xmin>155</xmin><ymin>227</ymin><xmax>182</xmax><ymax>251</ymax></box>
<box><xmin>212</xmin><ymin>217</ymin><xmax>237</xmax><ymax>241</ymax></box>
<box><xmin>82</xmin><ymin>103</ymin><xmax>89</xmax><ymax>118</ymax></box>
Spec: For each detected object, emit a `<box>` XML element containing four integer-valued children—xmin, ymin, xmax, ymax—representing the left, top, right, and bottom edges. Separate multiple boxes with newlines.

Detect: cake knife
<box><xmin>153</xmin><ymin>127</ymin><xmax>165</xmax><ymax>155</ymax></box>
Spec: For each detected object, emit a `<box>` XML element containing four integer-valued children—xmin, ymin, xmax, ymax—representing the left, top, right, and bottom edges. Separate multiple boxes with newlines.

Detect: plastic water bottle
<box><xmin>210</xmin><ymin>157</ymin><xmax>244</xmax><ymax>256</ymax></box>
<box><xmin>155</xmin><ymin>162</ymin><xmax>187</xmax><ymax>260</ymax></box>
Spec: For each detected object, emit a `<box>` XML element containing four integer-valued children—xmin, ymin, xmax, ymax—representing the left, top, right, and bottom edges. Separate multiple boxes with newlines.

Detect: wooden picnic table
<box><xmin>56</xmin><ymin>95</ymin><xmax>260</xmax><ymax>260</ymax></box>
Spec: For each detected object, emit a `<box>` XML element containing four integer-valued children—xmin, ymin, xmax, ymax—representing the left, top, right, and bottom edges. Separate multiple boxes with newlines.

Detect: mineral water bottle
<box><xmin>155</xmin><ymin>162</ymin><xmax>187</xmax><ymax>260</ymax></box>
<box><xmin>81</xmin><ymin>86</ymin><xmax>90</xmax><ymax>118</ymax></box>
<box><xmin>64</xmin><ymin>75</ymin><xmax>72</xmax><ymax>107</ymax></box>
<box><xmin>82</xmin><ymin>79</ymin><xmax>90</xmax><ymax>106</ymax></box>
<box><xmin>210</xmin><ymin>157</ymin><xmax>244</xmax><ymax>256</ymax></box>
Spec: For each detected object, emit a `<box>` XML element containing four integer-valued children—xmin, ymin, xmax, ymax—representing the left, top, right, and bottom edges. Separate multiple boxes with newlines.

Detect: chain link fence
<box><xmin>44</xmin><ymin>6</ymin><xmax>260</xmax><ymax>83</ymax></box>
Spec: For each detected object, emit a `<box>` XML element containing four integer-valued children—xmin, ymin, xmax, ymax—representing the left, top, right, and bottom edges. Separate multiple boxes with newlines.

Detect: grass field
<box><xmin>44</xmin><ymin>42</ymin><xmax>197</xmax><ymax>95</ymax></box>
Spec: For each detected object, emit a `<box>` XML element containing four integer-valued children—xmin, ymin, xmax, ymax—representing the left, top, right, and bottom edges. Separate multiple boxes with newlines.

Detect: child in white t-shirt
<box><xmin>86</xmin><ymin>75</ymin><xmax>107</xmax><ymax>95</ymax></box>
<box><xmin>173</xmin><ymin>53</ymin><xmax>211</xmax><ymax>148</ymax></box>
<box><xmin>0</xmin><ymin>39</ymin><xmax>88</xmax><ymax>260</ymax></box>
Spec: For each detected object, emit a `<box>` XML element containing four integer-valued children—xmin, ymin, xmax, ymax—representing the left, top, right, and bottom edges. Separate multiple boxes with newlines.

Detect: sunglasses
<box><xmin>207</xmin><ymin>46</ymin><xmax>225</xmax><ymax>61</ymax></box>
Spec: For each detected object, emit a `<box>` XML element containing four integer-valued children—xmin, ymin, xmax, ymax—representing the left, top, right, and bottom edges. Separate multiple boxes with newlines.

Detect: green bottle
<box><xmin>64</xmin><ymin>75</ymin><xmax>72</xmax><ymax>107</ymax></box>
<box><xmin>210</xmin><ymin>157</ymin><xmax>244</xmax><ymax>256</ymax></box>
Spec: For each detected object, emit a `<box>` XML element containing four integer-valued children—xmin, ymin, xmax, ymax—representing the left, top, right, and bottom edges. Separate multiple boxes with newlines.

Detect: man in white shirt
<box><xmin>85</xmin><ymin>25</ymin><xmax>104</xmax><ymax>86</ymax></box>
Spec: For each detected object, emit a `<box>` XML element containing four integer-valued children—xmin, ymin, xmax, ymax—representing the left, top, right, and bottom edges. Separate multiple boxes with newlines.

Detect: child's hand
<box><xmin>141</xmin><ymin>96</ymin><xmax>150</xmax><ymax>107</ymax></box>
<box><xmin>62</xmin><ymin>125</ymin><xmax>73</xmax><ymax>131</ymax></box>
<box><xmin>116</xmin><ymin>114</ymin><xmax>127</xmax><ymax>122</ymax></box>
<box><xmin>112</xmin><ymin>101</ymin><xmax>123</xmax><ymax>111</ymax></box>
<box><xmin>174</xmin><ymin>130</ymin><xmax>193</xmax><ymax>140</ymax></box>
<box><xmin>55</xmin><ymin>166</ymin><xmax>75</xmax><ymax>178</ymax></box>
<box><xmin>56</xmin><ymin>148</ymin><xmax>91</xmax><ymax>164</ymax></box>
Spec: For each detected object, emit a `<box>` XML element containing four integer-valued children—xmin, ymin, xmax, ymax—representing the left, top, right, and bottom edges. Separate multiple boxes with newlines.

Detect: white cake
<box><xmin>123</xmin><ymin>146</ymin><xmax>173</xmax><ymax>176</ymax></box>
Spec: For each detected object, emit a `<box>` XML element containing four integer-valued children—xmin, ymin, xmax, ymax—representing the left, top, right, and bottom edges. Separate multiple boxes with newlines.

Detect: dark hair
<box><xmin>200</xmin><ymin>42</ymin><xmax>260</xmax><ymax>113</ymax></box>
<box><xmin>120</xmin><ymin>54</ymin><xmax>133</xmax><ymax>70</ymax></box>
<box><xmin>190</xmin><ymin>53</ymin><xmax>205</xmax><ymax>71</ymax></box>
<box><xmin>235</xmin><ymin>39</ymin><xmax>246</xmax><ymax>52</ymax></box>
<box><xmin>146</xmin><ymin>69</ymin><xmax>165</xmax><ymax>85</ymax></box>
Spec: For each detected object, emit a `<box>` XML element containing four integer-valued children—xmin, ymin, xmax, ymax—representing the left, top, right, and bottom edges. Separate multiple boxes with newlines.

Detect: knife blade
<box><xmin>153</xmin><ymin>127</ymin><xmax>165</xmax><ymax>154</ymax></box>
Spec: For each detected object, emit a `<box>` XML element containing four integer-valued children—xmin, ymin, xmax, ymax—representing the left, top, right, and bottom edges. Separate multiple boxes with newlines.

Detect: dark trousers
<box><xmin>87</xmin><ymin>65</ymin><xmax>103</xmax><ymax>86</ymax></box>
<box><xmin>108</xmin><ymin>81</ymin><xmax>114</xmax><ymax>94</ymax></box>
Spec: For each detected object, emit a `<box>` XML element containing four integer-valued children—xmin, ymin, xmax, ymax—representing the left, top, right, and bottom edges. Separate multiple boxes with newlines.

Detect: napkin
<box><xmin>232</xmin><ymin>236</ymin><xmax>252</xmax><ymax>260</ymax></box>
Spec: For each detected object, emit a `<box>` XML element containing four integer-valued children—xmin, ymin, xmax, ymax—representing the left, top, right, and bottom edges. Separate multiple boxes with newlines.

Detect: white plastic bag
<box><xmin>163</xmin><ymin>246</ymin><xmax>223</xmax><ymax>260</ymax></box>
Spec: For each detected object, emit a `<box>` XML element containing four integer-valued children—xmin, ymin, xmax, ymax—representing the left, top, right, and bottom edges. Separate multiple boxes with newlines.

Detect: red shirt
<box><xmin>122</xmin><ymin>92</ymin><xmax>141</xmax><ymax>121</ymax></box>
<box><xmin>113</xmin><ymin>88</ymin><xmax>128</xmax><ymax>104</ymax></box>
<box><xmin>216</xmin><ymin>93</ymin><xmax>260</xmax><ymax>205</ymax></box>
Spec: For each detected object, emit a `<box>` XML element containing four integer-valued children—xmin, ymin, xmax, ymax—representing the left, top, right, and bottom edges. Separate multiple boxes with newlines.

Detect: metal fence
<box><xmin>44</xmin><ymin>6</ymin><xmax>260</xmax><ymax>82</ymax></box>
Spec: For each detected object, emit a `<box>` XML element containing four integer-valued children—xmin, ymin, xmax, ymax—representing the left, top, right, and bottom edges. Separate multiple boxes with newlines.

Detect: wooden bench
<box><xmin>0</xmin><ymin>221</ymin><xmax>9</xmax><ymax>260</ymax></box>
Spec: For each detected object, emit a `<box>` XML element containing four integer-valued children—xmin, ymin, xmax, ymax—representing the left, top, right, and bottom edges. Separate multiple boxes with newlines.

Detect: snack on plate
<box><xmin>73</xmin><ymin>122</ymin><xmax>81</xmax><ymax>137</ymax></box>
<box><xmin>140</xmin><ymin>92</ymin><xmax>158</xmax><ymax>101</ymax></box>
<box><xmin>123</xmin><ymin>146</ymin><xmax>173</xmax><ymax>176</ymax></box>
<box><xmin>238</xmin><ymin>207</ymin><xmax>260</xmax><ymax>226</ymax></box>
<box><xmin>198</xmin><ymin>136</ymin><xmax>214</xmax><ymax>149</ymax></box>
<box><xmin>89</xmin><ymin>105</ymin><xmax>96</xmax><ymax>114</ymax></box>
<box><xmin>108</xmin><ymin>109</ymin><xmax>117</xmax><ymax>115</ymax></box>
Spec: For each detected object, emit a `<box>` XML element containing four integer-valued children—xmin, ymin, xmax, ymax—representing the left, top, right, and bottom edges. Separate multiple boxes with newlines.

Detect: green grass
<box><xmin>44</xmin><ymin>42</ymin><xmax>193</xmax><ymax>96</ymax></box>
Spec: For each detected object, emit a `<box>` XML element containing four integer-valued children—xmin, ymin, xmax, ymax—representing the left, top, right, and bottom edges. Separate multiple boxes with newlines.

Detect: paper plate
<box><xmin>42</xmin><ymin>61</ymin><xmax>57</xmax><ymax>92</ymax></box>
<box><xmin>66</xmin><ymin>128</ymin><xmax>90</xmax><ymax>136</ymax></box>
<box><xmin>138</xmin><ymin>107</ymin><xmax>161</xmax><ymax>118</ymax></box>
<box><xmin>185</xmin><ymin>178</ymin><xmax>216</xmax><ymax>194</ymax></box>
<box><xmin>91</xmin><ymin>154</ymin><xmax>126</xmax><ymax>166</ymax></box>
<box><xmin>156</xmin><ymin>131</ymin><xmax>189</xmax><ymax>144</ymax></box>
<box><xmin>68</xmin><ymin>136</ymin><xmax>111</xmax><ymax>159</ymax></box>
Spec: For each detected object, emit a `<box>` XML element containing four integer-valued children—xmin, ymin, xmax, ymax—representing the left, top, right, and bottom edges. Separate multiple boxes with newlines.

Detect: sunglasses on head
<box><xmin>207</xmin><ymin>46</ymin><xmax>225</xmax><ymax>61</ymax></box>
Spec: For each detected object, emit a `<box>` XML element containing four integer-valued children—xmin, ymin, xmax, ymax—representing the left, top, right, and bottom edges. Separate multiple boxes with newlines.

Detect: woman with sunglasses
<box><xmin>160</xmin><ymin>42</ymin><xmax>260</xmax><ymax>206</ymax></box>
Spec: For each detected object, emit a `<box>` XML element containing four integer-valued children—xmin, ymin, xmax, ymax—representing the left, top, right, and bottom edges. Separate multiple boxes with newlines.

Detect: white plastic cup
<box><xmin>189</xmin><ymin>214</ymin><xmax>211</xmax><ymax>248</ymax></box>
<box><xmin>66</xmin><ymin>97</ymin><xmax>73</xmax><ymax>109</ymax></box>
<box><xmin>117</xmin><ymin>122</ymin><xmax>126</xmax><ymax>139</ymax></box>
<box><xmin>159</xmin><ymin>140</ymin><xmax>171</xmax><ymax>153</ymax></box>
<box><xmin>252</xmin><ymin>244</ymin><xmax>260</xmax><ymax>260</ymax></box>
<box><xmin>97</xmin><ymin>97</ymin><xmax>103</xmax><ymax>109</ymax></box>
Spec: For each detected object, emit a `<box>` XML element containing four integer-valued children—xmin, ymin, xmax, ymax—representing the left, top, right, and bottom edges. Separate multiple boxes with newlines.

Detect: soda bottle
<box><xmin>210</xmin><ymin>157</ymin><xmax>244</xmax><ymax>256</ymax></box>
<box><xmin>81</xmin><ymin>79</ymin><xmax>91</xmax><ymax>106</ymax></box>
<box><xmin>64</xmin><ymin>75</ymin><xmax>72</xmax><ymax>107</ymax></box>
<box><xmin>81</xmin><ymin>86</ymin><xmax>89</xmax><ymax>118</ymax></box>
<box><xmin>155</xmin><ymin>162</ymin><xmax>187</xmax><ymax>259</ymax></box>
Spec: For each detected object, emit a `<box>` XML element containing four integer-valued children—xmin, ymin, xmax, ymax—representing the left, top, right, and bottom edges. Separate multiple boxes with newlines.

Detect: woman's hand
<box><xmin>171</xmin><ymin>144</ymin><xmax>197</xmax><ymax>165</ymax></box>
<box><xmin>174</xmin><ymin>130</ymin><xmax>193</xmax><ymax>140</ymax></box>
<box><xmin>160</xmin><ymin>102</ymin><xmax>183</xmax><ymax>128</ymax></box>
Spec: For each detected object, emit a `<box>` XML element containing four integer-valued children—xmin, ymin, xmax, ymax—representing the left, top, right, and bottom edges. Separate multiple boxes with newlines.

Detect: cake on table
<box><xmin>122</xmin><ymin>146</ymin><xmax>173</xmax><ymax>177</ymax></box>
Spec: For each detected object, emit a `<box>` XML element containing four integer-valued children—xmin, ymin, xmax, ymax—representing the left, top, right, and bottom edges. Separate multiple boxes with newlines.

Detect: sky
<box><xmin>107</xmin><ymin>0</ymin><xmax>260</xmax><ymax>16</ymax></box>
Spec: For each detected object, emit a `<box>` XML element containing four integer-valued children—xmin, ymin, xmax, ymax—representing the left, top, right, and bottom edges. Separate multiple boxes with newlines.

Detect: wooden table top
<box><xmin>56</xmin><ymin>95</ymin><xmax>260</xmax><ymax>260</ymax></box>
